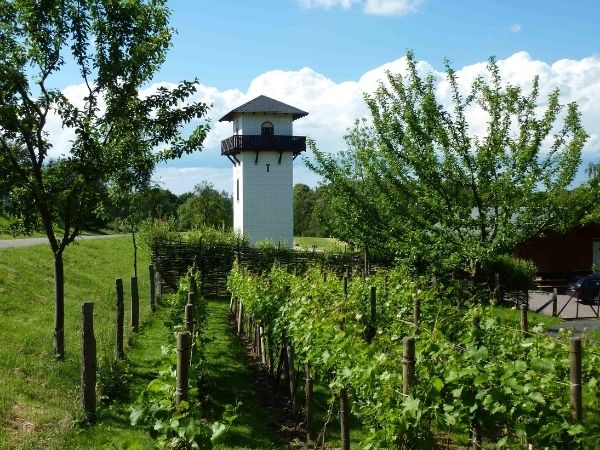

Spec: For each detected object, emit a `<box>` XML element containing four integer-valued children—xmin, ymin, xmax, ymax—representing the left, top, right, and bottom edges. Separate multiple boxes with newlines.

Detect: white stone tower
<box><xmin>220</xmin><ymin>95</ymin><xmax>308</xmax><ymax>248</ymax></box>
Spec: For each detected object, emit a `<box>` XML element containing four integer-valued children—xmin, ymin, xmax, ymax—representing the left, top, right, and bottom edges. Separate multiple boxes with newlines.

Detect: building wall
<box><xmin>232</xmin><ymin>150</ymin><xmax>294</xmax><ymax>248</ymax></box>
<box><xmin>232</xmin><ymin>113</ymin><xmax>293</xmax><ymax>136</ymax></box>
<box><xmin>515</xmin><ymin>224</ymin><xmax>600</xmax><ymax>277</ymax></box>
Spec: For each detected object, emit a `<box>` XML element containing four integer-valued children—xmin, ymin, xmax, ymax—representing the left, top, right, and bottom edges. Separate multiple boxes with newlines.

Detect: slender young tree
<box><xmin>310</xmin><ymin>52</ymin><xmax>588</xmax><ymax>276</ymax></box>
<box><xmin>0</xmin><ymin>0</ymin><xmax>210</xmax><ymax>359</ymax></box>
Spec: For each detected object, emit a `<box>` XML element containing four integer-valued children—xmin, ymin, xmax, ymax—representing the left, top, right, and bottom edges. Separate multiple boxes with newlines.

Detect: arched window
<box><xmin>261</xmin><ymin>121</ymin><xmax>274</xmax><ymax>136</ymax></box>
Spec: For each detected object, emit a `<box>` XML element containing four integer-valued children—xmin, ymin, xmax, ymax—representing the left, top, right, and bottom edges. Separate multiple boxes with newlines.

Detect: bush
<box><xmin>481</xmin><ymin>254</ymin><xmax>537</xmax><ymax>293</ymax></box>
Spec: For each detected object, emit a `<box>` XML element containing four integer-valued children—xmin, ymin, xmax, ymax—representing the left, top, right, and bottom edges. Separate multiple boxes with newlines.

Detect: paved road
<box><xmin>0</xmin><ymin>234</ymin><xmax>123</xmax><ymax>249</ymax></box>
<box><xmin>528</xmin><ymin>291</ymin><xmax>600</xmax><ymax>335</ymax></box>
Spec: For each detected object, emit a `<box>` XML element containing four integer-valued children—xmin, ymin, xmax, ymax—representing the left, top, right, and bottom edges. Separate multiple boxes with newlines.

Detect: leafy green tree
<box><xmin>177</xmin><ymin>182</ymin><xmax>233</xmax><ymax>231</ymax></box>
<box><xmin>0</xmin><ymin>0</ymin><xmax>210</xmax><ymax>359</ymax></box>
<box><xmin>293</xmin><ymin>183</ymin><xmax>315</xmax><ymax>236</ymax></box>
<box><xmin>310</xmin><ymin>52</ymin><xmax>588</xmax><ymax>276</ymax></box>
<box><xmin>307</xmin><ymin>184</ymin><xmax>335</xmax><ymax>237</ymax></box>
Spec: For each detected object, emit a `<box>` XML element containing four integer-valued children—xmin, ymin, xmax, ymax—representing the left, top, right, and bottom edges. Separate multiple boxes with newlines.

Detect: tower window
<box><xmin>261</xmin><ymin>121</ymin><xmax>274</xmax><ymax>136</ymax></box>
<box><xmin>236</xmin><ymin>179</ymin><xmax>239</xmax><ymax>202</ymax></box>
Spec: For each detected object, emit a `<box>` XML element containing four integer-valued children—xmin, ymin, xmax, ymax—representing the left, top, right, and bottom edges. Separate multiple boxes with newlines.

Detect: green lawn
<box><xmin>0</xmin><ymin>236</ymin><xmax>153</xmax><ymax>448</ymax></box>
<box><xmin>293</xmin><ymin>236</ymin><xmax>346</xmax><ymax>252</ymax></box>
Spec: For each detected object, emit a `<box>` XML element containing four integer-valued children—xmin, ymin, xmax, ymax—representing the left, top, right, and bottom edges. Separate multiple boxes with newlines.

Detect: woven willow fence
<box><xmin>151</xmin><ymin>239</ymin><xmax>394</xmax><ymax>298</ymax></box>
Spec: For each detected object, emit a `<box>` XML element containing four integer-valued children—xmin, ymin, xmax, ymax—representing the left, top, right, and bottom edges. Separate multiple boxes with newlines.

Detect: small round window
<box><xmin>261</xmin><ymin>121</ymin><xmax>274</xmax><ymax>136</ymax></box>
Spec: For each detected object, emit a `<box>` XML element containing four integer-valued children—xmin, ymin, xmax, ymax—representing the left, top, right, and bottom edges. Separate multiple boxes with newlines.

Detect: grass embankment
<box><xmin>0</xmin><ymin>236</ymin><xmax>154</xmax><ymax>448</ymax></box>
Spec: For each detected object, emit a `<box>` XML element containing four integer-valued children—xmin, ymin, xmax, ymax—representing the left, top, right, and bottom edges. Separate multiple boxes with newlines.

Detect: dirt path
<box><xmin>0</xmin><ymin>234</ymin><xmax>123</xmax><ymax>249</ymax></box>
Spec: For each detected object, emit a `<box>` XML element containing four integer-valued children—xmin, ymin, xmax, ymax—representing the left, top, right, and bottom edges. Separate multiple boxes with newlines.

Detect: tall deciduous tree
<box><xmin>310</xmin><ymin>52</ymin><xmax>588</xmax><ymax>276</ymax></box>
<box><xmin>0</xmin><ymin>0</ymin><xmax>210</xmax><ymax>359</ymax></box>
<box><xmin>177</xmin><ymin>181</ymin><xmax>233</xmax><ymax>231</ymax></box>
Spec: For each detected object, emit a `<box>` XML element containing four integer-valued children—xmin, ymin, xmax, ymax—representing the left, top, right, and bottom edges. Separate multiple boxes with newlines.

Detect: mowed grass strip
<box><xmin>0</xmin><ymin>236</ymin><xmax>152</xmax><ymax>449</ymax></box>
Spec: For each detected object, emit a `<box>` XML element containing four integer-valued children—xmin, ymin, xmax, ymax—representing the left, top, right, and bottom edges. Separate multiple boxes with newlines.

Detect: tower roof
<box><xmin>219</xmin><ymin>95</ymin><xmax>308</xmax><ymax>122</ymax></box>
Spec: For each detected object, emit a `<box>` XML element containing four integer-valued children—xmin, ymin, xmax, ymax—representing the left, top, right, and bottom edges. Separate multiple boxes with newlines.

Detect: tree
<box><xmin>177</xmin><ymin>182</ymin><xmax>233</xmax><ymax>230</ymax></box>
<box><xmin>0</xmin><ymin>0</ymin><xmax>210</xmax><ymax>359</ymax></box>
<box><xmin>293</xmin><ymin>183</ymin><xmax>315</xmax><ymax>236</ymax></box>
<box><xmin>310</xmin><ymin>52</ymin><xmax>588</xmax><ymax>276</ymax></box>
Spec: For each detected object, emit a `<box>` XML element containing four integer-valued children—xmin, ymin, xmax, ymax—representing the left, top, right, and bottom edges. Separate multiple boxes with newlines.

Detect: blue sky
<box><xmin>48</xmin><ymin>0</ymin><xmax>600</xmax><ymax>194</ymax></box>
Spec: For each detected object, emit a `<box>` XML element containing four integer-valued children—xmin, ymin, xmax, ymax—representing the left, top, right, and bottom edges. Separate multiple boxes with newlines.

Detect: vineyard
<box><xmin>227</xmin><ymin>263</ymin><xmax>600</xmax><ymax>449</ymax></box>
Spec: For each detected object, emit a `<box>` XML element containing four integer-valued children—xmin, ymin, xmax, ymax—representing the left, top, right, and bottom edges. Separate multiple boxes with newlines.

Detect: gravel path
<box><xmin>0</xmin><ymin>234</ymin><xmax>123</xmax><ymax>249</ymax></box>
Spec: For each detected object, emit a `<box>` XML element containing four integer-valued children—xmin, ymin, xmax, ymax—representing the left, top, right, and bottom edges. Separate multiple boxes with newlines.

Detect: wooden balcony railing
<box><xmin>221</xmin><ymin>135</ymin><xmax>306</xmax><ymax>156</ymax></box>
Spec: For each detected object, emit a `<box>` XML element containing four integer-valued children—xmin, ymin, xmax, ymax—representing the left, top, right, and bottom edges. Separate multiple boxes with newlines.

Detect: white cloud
<box><xmin>46</xmin><ymin>51</ymin><xmax>600</xmax><ymax>193</ymax></box>
<box><xmin>509</xmin><ymin>23</ymin><xmax>523</xmax><ymax>33</ymax></box>
<box><xmin>297</xmin><ymin>0</ymin><xmax>422</xmax><ymax>15</ymax></box>
<box><xmin>363</xmin><ymin>0</ymin><xmax>423</xmax><ymax>16</ymax></box>
<box><xmin>297</xmin><ymin>0</ymin><xmax>357</xmax><ymax>10</ymax></box>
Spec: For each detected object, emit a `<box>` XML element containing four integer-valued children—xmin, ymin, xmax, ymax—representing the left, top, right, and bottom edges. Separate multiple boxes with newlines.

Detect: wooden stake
<box><xmin>570</xmin><ymin>337</ymin><xmax>582</xmax><ymax>422</ymax></box>
<box><xmin>115</xmin><ymin>278</ymin><xmax>124</xmax><ymax>359</ymax></box>
<box><xmin>402</xmin><ymin>337</ymin><xmax>415</xmax><ymax>396</ymax></box>
<box><xmin>149</xmin><ymin>264</ymin><xmax>156</xmax><ymax>312</ymax></box>
<box><xmin>286</xmin><ymin>345</ymin><xmax>297</xmax><ymax>411</ymax></box>
<box><xmin>184</xmin><ymin>303</ymin><xmax>194</xmax><ymax>334</ymax></box>
<box><xmin>340</xmin><ymin>388</ymin><xmax>350</xmax><ymax>450</ymax></box>
<box><xmin>305</xmin><ymin>364</ymin><xmax>314</xmax><ymax>442</ymax></box>
<box><xmin>130</xmin><ymin>276</ymin><xmax>139</xmax><ymax>332</ymax></box>
<box><xmin>413</xmin><ymin>298</ymin><xmax>421</xmax><ymax>334</ymax></box>
<box><xmin>552</xmin><ymin>288</ymin><xmax>558</xmax><ymax>317</ymax></box>
<box><xmin>520</xmin><ymin>304</ymin><xmax>529</xmax><ymax>336</ymax></box>
<box><xmin>237</xmin><ymin>302</ymin><xmax>243</xmax><ymax>335</ymax></box>
<box><xmin>259</xmin><ymin>326</ymin><xmax>267</xmax><ymax>365</ymax></box>
<box><xmin>176</xmin><ymin>331</ymin><xmax>192</xmax><ymax>406</ymax></box>
<box><xmin>81</xmin><ymin>302</ymin><xmax>96</xmax><ymax>422</ymax></box>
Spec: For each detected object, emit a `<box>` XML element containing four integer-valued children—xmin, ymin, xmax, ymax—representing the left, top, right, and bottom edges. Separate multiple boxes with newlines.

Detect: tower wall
<box><xmin>232</xmin><ymin>113</ymin><xmax>293</xmax><ymax>136</ymax></box>
<box><xmin>233</xmin><ymin>150</ymin><xmax>293</xmax><ymax>248</ymax></box>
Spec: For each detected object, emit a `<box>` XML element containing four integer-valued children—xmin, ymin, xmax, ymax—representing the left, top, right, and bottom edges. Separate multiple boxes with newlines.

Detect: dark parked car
<box><xmin>567</xmin><ymin>275</ymin><xmax>600</xmax><ymax>303</ymax></box>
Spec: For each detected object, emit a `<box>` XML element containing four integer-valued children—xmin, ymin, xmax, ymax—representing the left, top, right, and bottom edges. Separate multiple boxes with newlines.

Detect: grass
<box><xmin>0</xmin><ymin>236</ymin><xmax>153</xmax><ymax>448</ymax></box>
<box><xmin>293</xmin><ymin>236</ymin><xmax>346</xmax><ymax>252</ymax></box>
<box><xmin>490</xmin><ymin>304</ymin><xmax>562</xmax><ymax>329</ymax></box>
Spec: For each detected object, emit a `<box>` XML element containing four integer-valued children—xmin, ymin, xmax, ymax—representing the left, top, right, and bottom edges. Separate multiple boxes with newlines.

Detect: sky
<box><xmin>47</xmin><ymin>0</ymin><xmax>600</xmax><ymax>194</ymax></box>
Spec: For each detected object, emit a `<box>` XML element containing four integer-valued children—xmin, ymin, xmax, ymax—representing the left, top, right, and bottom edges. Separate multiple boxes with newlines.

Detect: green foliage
<box><xmin>309</xmin><ymin>51</ymin><xmax>588</xmax><ymax>277</ymax></box>
<box><xmin>293</xmin><ymin>183</ymin><xmax>334</xmax><ymax>237</ymax></box>
<box><xmin>131</xmin><ymin>269</ymin><xmax>236</xmax><ymax>449</ymax></box>
<box><xmin>177</xmin><ymin>182</ymin><xmax>233</xmax><ymax>231</ymax></box>
<box><xmin>228</xmin><ymin>263</ymin><xmax>600</xmax><ymax>448</ymax></box>
<box><xmin>481</xmin><ymin>254</ymin><xmax>537</xmax><ymax>292</ymax></box>
<box><xmin>97</xmin><ymin>356</ymin><xmax>133</xmax><ymax>405</ymax></box>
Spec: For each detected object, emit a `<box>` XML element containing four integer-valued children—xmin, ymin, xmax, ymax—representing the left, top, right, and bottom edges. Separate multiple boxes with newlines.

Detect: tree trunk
<box><xmin>54</xmin><ymin>252</ymin><xmax>65</xmax><ymax>360</ymax></box>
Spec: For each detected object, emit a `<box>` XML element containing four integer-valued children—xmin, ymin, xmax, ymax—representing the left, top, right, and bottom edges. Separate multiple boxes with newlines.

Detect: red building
<box><xmin>515</xmin><ymin>223</ymin><xmax>600</xmax><ymax>282</ymax></box>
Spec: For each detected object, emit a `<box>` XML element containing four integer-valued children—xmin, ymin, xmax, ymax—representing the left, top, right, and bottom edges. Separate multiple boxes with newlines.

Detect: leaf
<box><xmin>211</xmin><ymin>422</ymin><xmax>227</xmax><ymax>442</ymax></box>
<box><xmin>130</xmin><ymin>407</ymin><xmax>146</xmax><ymax>426</ymax></box>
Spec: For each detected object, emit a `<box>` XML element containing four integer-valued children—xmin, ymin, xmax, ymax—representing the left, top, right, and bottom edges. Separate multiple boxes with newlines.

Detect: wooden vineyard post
<box><xmin>189</xmin><ymin>275</ymin><xmax>198</xmax><ymax>305</ymax></box>
<box><xmin>149</xmin><ymin>264</ymin><xmax>156</xmax><ymax>312</ymax></box>
<box><xmin>237</xmin><ymin>302</ymin><xmax>243</xmax><ymax>336</ymax></box>
<box><xmin>340</xmin><ymin>388</ymin><xmax>350</xmax><ymax>450</ymax></box>
<box><xmin>130</xmin><ymin>276</ymin><xmax>139</xmax><ymax>332</ymax></box>
<box><xmin>81</xmin><ymin>302</ymin><xmax>96</xmax><ymax>422</ymax></box>
<box><xmin>305</xmin><ymin>364</ymin><xmax>314</xmax><ymax>442</ymax></box>
<box><xmin>343</xmin><ymin>275</ymin><xmax>348</xmax><ymax>298</ymax></box>
<box><xmin>570</xmin><ymin>337</ymin><xmax>582</xmax><ymax>422</ymax></box>
<box><xmin>176</xmin><ymin>331</ymin><xmax>192</xmax><ymax>406</ymax></box>
<box><xmin>494</xmin><ymin>272</ymin><xmax>501</xmax><ymax>303</ymax></box>
<box><xmin>115</xmin><ymin>278</ymin><xmax>124</xmax><ymax>359</ymax></box>
<box><xmin>259</xmin><ymin>326</ymin><xmax>267</xmax><ymax>366</ymax></box>
<box><xmin>366</xmin><ymin>286</ymin><xmax>377</xmax><ymax>343</ymax></box>
<box><xmin>185</xmin><ymin>303</ymin><xmax>195</xmax><ymax>334</ymax></box>
<box><xmin>413</xmin><ymin>298</ymin><xmax>421</xmax><ymax>334</ymax></box>
<box><xmin>520</xmin><ymin>304</ymin><xmax>529</xmax><ymax>336</ymax></box>
<box><xmin>552</xmin><ymin>288</ymin><xmax>558</xmax><ymax>317</ymax></box>
<box><xmin>286</xmin><ymin>345</ymin><xmax>297</xmax><ymax>412</ymax></box>
<box><xmin>155</xmin><ymin>259</ymin><xmax>162</xmax><ymax>300</ymax></box>
<box><xmin>187</xmin><ymin>290</ymin><xmax>194</xmax><ymax>307</ymax></box>
<box><xmin>402</xmin><ymin>337</ymin><xmax>416</xmax><ymax>396</ymax></box>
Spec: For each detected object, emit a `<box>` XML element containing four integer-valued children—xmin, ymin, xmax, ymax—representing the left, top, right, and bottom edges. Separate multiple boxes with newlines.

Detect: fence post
<box><xmin>176</xmin><ymin>331</ymin><xmax>192</xmax><ymax>406</ymax></box>
<box><xmin>189</xmin><ymin>275</ymin><xmax>198</xmax><ymax>305</ymax></box>
<box><xmin>187</xmin><ymin>290</ymin><xmax>195</xmax><ymax>307</ymax></box>
<box><xmin>494</xmin><ymin>272</ymin><xmax>501</xmax><ymax>303</ymax></box>
<box><xmin>340</xmin><ymin>388</ymin><xmax>350</xmax><ymax>450</ymax></box>
<box><xmin>520</xmin><ymin>304</ymin><xmax>528</xmax><ymax>336</ymax></box>
<box><xmin>115</xmin><ymin>278</ymin><xmax>124</xmax><ymax>359</ymax></box>
<box><xmin>185</xmin><ymin>303</ymin><xmax>195</xmax><ymax>335</ymax></box>
<box><xmin>131</xmin><ymin>276</ymin><xmax>139</xmax><ymax>332</ymax></box>
<box><xmin>343</xmin><ymin>275</ymin><xmax>348</xmax><ymax>298</ymax></box>
<box><xmin>149</xmin><ymin>264</ymin><xmax>156</xmax><ymax>312</ymax></box>
<box><xmin>402</xmin><ymin>336</ymin><xmax>415</xmax><ymax>396</ymax></box>
<box><xmin>155</xmin><ymin>259</ymin><xmax>162</xmax><ymax>300</ymax></box>
<box><xmin>414</xmin><ymin>298</ymin><xmax>421</xmax><ymax>334</ymax></box>
<box><xmin>259</xmin><ymin>326</ymin><xmax>267</xmax><ymax>366</ymax></box>
<box><xmin>286</xmin><ymin>345</ymin><xmax>297</xmax><ymax>412</ymax></box>
<box><xmin>552</xmin><ymin>288</ymin><xmax>558</xmax><ymax>317</ymax></box>
<box><xmin>238</xmin><ymin>300</ymin><xmax>244</xmax><ymax>336</ymax></box>
<box><xmin>81</xmin><ymin>301</ymin><xmax>96</xmax><ymax>422</ymax></box>
<box><xmin>305</xmin><ymin>364</ymin><xmax>314</xmax><ymax>442</ymax></box>
<box><xmin>570</xmin><ymin>337</ymin><xmax>582</xmax><ymax>422</ymax></box>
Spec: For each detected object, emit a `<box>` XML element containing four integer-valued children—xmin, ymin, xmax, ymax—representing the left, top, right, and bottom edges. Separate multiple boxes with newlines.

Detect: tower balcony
<box><xmin>221</xmin><ymin>134</ymin><xmax>307</xmax><ymax>157</ymax></box>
